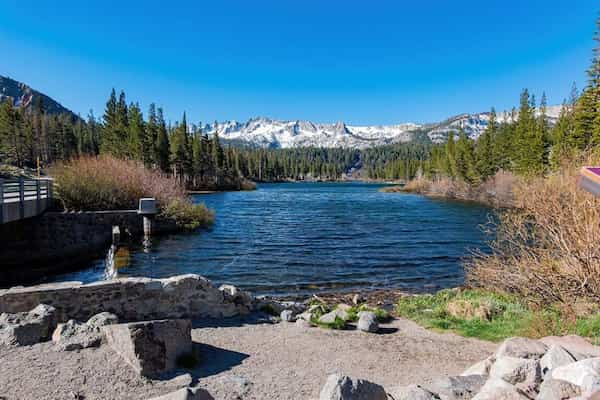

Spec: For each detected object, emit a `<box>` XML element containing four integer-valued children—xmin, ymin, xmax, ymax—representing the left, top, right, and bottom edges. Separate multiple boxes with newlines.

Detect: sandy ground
<box><xmin>0</xmin><ymin>316</ymin><xmax>496</xmax><ymax>400</ymax></box>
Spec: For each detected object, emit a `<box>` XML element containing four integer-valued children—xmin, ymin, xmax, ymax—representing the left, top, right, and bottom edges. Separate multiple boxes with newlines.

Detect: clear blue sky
<box><xmin>0</xmin><ymin>1</ymin><xmax>597</xmax><ymax>125</ymax></box>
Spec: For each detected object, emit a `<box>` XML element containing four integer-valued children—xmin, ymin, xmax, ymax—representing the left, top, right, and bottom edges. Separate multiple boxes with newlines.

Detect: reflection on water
<box><xmin>52</xmin><ymin>182</ymin><xmax>494</xmax><ymax>296</ymax></box>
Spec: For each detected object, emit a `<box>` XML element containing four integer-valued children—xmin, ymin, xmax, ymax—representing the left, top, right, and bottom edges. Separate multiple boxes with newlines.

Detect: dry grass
<box><xmin>51</xmin><ymin>155</ymin><xmax>213</xmax><ymax>229</ymax></box>
<box><xmin>399</xmin><ymin>171</ymin><xmax>516</xmax><ymax>207</ymax></box>
<box><xmin>467</xmin><ymin>156</ymin><xmax>600</xmax><ymax>308</ymax></box>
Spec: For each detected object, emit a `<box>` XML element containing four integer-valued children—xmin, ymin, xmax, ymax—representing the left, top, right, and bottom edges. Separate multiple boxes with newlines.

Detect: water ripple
<box><xmin>51</xmin><ymin>182</ymin><xmax>494</xmax><ymax>295</ymax></box>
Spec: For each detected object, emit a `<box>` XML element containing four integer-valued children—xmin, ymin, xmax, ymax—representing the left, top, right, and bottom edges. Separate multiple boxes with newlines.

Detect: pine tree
<box><xmin>155</xmin><ymin>107</ymin><xmax>171</xmax><ymax>173</ymax></box>
<box><xmin>444</xmin><ymin>132</ymin><xmax>457</xmax><ymax>177</ymax></box>
<box><xmin>143</xmin><ymin>104</ymin><xmax>158</xmax><ymax>166</ymax></box>
<box><xmin>573</xmin><ymin>17</ymin><xmax>600</xmax><ymax>148</ymax></box>
<box><xmin>455</xmin><ymin>130</ymin><xmax>478</xmax><ymax>184</ymax></box>
<box><xmin>100</xmin><ymin>89</ymin><xmax>118</xmax><ymax>155</ymax></box>
<box><xmin>475</xmin><ymin>108</ymin><xmax>498</xmax><ymax>180</ymax></box>
<box><xmin>513</xmin><ymin>89</ymin><xmax>545</xmax><ymax>175</ymax></box>
<box><xmin>211</xmin><ymin>121</ymin><xmax>224</xmax><ymax>170</ymax></box>
<box><xmin>170</xmin><ymin>112</ymin><xmax>190</xmax><ymax>181</ymax></box>
<box><xmin>126</xmin><ymin>103</ymin><xmax>144</xmax><ymax>160</ymax></box>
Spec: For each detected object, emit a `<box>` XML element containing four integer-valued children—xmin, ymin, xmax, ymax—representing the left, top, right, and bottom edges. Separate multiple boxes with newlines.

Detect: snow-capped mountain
<box><xmin>204</xmin><ymin>106</ymin><xmax>562</xmax><ymax>149</ymax></box>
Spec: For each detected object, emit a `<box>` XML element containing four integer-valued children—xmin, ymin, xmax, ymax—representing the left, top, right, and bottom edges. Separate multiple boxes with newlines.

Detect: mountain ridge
<box><xmin>1</xmin><ymin>74</ymin><xmax>561</xmax><ymax>149</ymax></box>
<box><xmin>0</xmin><ymin>75</ymin><xmax>76</xmax><ymax>117</ymax></box>
<box><xmin>204</xmin><ymin>106</ymin><xmax>561</xmax><ymax>148</ymax></box>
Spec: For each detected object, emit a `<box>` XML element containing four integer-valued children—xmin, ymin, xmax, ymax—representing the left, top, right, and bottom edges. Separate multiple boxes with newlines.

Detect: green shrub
<box><xmin>160</xmin><ymin>199</ymin><xmax>214</xmax><ymax>230</ymax></box>
<box><xmin>396</xmin><ymin>289</ymin><xmax>600</xmax><ymax>343</ymax></box>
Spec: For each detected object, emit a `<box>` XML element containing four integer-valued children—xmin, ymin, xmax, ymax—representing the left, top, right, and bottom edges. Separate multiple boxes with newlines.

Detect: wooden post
<box><xmin>0</xmin><ymin>178</ymin><xmax>4</xmax><ymax>224</ymax></box>
<box><xmin>19</xmin><ymin>177</ymin><xmax>25</xmax><ymax>220</ymax></box>
<box><xmin>36</xmin><ymin>179</ymin><xmax>41</xmax><ymax>214</ymax></box>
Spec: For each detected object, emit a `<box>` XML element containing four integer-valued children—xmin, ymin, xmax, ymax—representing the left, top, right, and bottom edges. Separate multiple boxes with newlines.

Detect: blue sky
<box><xmin>0</xmin><ymin>1</ymin><xmax>597</xmax><ymax>125</ymax></box>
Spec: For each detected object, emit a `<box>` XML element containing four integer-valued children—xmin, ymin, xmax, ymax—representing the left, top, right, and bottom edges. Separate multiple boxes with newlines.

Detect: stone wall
<box><xmin>0</xmin><ymin>211</ymin><xmax>178</xmax><ymax>286</ymax></box>
<box><xmin>0</xmin><ymin>274</ymin><xmax>253</xmax><ymax>322</ymax></box>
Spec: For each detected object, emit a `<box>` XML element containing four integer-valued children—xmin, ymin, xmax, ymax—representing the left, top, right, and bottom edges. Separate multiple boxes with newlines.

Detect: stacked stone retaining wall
<box><xmin>0</xmin><ymin>274</ymin><xmax>252</xmax><ymax>322</ymax></box>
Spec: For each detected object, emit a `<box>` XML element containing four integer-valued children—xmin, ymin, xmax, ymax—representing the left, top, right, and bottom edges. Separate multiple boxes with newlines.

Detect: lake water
<box><xmin>52</xmin><ymin>182</ymin><xmax>493</xmax><ymax>296</ymax></box>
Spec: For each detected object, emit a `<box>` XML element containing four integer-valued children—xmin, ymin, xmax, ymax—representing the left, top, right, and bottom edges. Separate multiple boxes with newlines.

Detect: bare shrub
<box><xmin>467</xmin><ymin>158</ymin><xmax>600</xmax><ymax>307</ymax></box>
<box><xmin>51</xmin><ymin>155</ymin><xmax>213</xmax><ymax>229</ymax></box>
<box><xmin>402</xmin><ymin>171</ymin><xmax>516</xmax><ymax>207</ymax></box>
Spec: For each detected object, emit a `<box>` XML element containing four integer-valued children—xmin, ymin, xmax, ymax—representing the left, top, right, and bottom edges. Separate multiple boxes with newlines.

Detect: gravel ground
<box><xmin>0</xmin><ymin>316</ymin><xmax>496</xmax><ymax>400</ymax></box>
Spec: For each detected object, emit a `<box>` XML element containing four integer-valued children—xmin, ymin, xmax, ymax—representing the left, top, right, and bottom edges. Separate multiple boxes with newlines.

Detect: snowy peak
<box><xmin>201</xmin><ymin>106</ymin><xmax>561</xmax><ymax>149</ymax></box>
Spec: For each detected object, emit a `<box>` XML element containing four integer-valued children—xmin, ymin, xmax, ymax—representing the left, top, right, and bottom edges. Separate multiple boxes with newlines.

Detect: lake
<box><xmin>52</xmin><ymin>182</ymin><xmax>493</xmax><ymax>296</ymax></box>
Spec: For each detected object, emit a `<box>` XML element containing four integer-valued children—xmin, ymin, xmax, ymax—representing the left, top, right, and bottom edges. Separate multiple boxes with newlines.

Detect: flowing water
<box><xmin>52</xmin><ymin>182</ymin><xmax>493</xmax><ymax>296</ymax></box>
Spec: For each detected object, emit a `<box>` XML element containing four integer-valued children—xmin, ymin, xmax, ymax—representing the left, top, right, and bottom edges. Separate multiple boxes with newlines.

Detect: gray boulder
<box><xmin>319</xmin><ymin>373</ymin><xmax>387</xmax><ymax>400</ymax></box>
<box><xmin>471</xmin><ymin>378</ymin><xmax>529</xmax><ymax>400</ymax></box>
<box><xmin>425</xmin><ymin>375</ymin><xmax>486</xmax><ymax>400</ymax></box>
<box><xmin>494</xmin><ymin>337</ymin><xmax>548</xmax><ymax>360</ymax></box>
<box><xmin>536</xmin><ymin>378</ymin><xmax>580</xmax><ymax>400</ymax></box>
<box><xmin>219</xmin><ymin>284</ymin><xmax>253</xmax><ymax>314</ymax></box>
<box><xmin>52</xmin><ymin>312</ymin><xmax>119</xmax><ymax>351</ymax></box>
<box><xmin>540</xmin><ymin>345</ymin><xmax>577</xmax><ymax>377</ymax></box>
<box><xmin>552</xmin><ymin>358</ymin><xmax>600</xmax><ymax>391</ymax></box>
<box><xmin>86</xmin><ymin>312</ymin><xmax>119</xmax><ymax>329</ymax></box>
<box><xmin>297</xmin><ymin>312</ymin><xmax>314</xmax><ymax>322</ymax></box>
<box><xmin>319</xmin><ymin>310</ymin><xmax>348</xmax><ymax>325</ymax></box>
<box><xmin>103</xmin><ymin>319</ymin><xmax>192</xmax><ymax>378</ymax></box>
<box><xmin>0</xmin><ymin>304</ymin><xmax>57</xmax><ymax>346</ymax></box>
<box><xmin>460</xmin><ymin>357</ymin><xmax>494</xmax><ymax>377</ymax></box>
<box><xmin>387</xmin><ymin>384</ymin><xmax>439</xmax><ymax>400</ymax></box>
<box><xmin>280</xmin><ymin>309</ymin><xmax>295</xmax><ymax>322</ymax></box>
<box><xmin>296</xmin><ymin>318</ymin><xmax>312</xmax><ymax>328</ymax></box>
<box><xmin>149</xmin><ymin>387</ymin><xmax>214</xmax><ymax>400</ymax></box>
<box><xmin>540</xmin><ymin>336</ymin><xmax>600</xmax><ymax>360</ymax></box>
<box><xmin>357</xmin><ymin>311</ymin><xmax>378</xmax><ymax>333</ymax></box>
<box><xmin>489</xmin><ymin>356</ymin><xmax>541</xmax><ymax>396</ymax></box>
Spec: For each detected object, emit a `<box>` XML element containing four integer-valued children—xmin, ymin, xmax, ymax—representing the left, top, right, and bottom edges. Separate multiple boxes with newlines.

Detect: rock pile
<box><xmin>319</xmin><ymin>335</ymin><xmax>600</xmax><ymax>400</ymax></box>
<box><xmin>0</xmin><ymin>303</ymin><xmax>57</xmax><ymax>346</ymax></box>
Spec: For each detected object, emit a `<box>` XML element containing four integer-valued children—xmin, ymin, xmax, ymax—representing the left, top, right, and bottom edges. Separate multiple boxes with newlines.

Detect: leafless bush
<box><xmin>467</xmin><ymin>159</ymin><xmax>600</xmax><ymax>307</ymax></box>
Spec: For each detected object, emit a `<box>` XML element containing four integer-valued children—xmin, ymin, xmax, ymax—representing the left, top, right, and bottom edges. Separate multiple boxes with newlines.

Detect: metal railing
<box><xmin>0</xmin><ymin>177</ymin><xmax>53</xmax><ymax>224</ymax></box>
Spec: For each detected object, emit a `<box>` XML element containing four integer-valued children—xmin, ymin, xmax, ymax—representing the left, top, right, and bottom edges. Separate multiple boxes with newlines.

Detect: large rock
<box><xmin>387</xmin><ymin>384</ymin><xmax>439</xmax><ymax>400</ymax></box>
<box><xmin>489</xmin><ymin>356</ymin><xmax>541</xmax><ymax>396</ymax></box>
<box><xmin>149</xmin><ymin>387</ymin><xmax>214</xmax><ymax>400</ymax></box>
<box><xmin>535</xmin><ymin>378</ymin><xmax>580</xmax><ymax>400</ymax></box>
<box><xmin>552</xmin><ymin>358</ymin><xmax>600</xmax><ymax>391</ymax></box>
<box><xmin>540</xmin><ymin>336</ymin><xmax>600</xmax><ymax>360</ymax></box>
<box><xmin>461</xmin><ymin>357</ymin><xmax>494</xmax><ymax>377</ymax></box>
<box><xmin>319</xmin><ymin>374</ymin><xmax>387</xmax><ymax>400</ymax></box>
<box><xmin>218</xmin><ymin>284</ymin><xmax>253</xmax><ymax>314</ymax></box>
<box><xmin>103</xmin><ymin>319</ymin><xmax>192</xmax><ymax>378</ymax></box>
<box><xmin>280</xmin><ymin>309</ymin><xmax>295</xmax><ymax>322</ymax></box>
<box><xmin>494</xmin><ymin>337</ymin><xmax>548</xmax><ymax>360</ymax></box>
<box><xmin>52</xmin><ymin>312</ymin><xmax>119</xmax><ymax>351</ymax></box>
<box><xmin>319</xmin><ymin>309</ymin><xmax>349</xmax><ymax>325</ymax></box>
<box><xmin>357</xmin><ymin>311</ymin><xmax>378</xmax><ymax>333</ymax></box>
<box><xmin>425</xmin><ymin>375</ymin><xmax>486</xmax><ymax>400</ymax></box>
<box><xmin>540</xmin><ymin>345</ymin><xmax>577</xmax><ymax>377</ymax></box>
<box><xmin>471</xmin><ymin>378</ymin><xmax>529</xmax><ymax>400</ymax></box>
<box><xmin>0</xmin><ymin>304</ymin><xmax>57</xmax><ymax>346</ymax></box>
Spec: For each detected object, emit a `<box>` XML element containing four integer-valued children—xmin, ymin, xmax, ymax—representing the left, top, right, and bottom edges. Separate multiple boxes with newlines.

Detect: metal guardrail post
<box><xmin>0</xmin><ymin>178</ymin><xmax>4</xmax><ymax>224</ymax></box>
<box><xmin>19</xmin><ymin>177</ymin><xmax>25</xmax><ymax>220</ymax></box>
<box><xmin>36</xmin><ymin>179</ymin><xmax>41</xmax><ymax>214</ymax></box>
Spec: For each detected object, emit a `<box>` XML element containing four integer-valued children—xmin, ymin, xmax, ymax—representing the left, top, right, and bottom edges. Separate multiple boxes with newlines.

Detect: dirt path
<box><xmin>0</xmin><ymin>317</ymin><xmax>496</xmax><ymax>400</ymax></box>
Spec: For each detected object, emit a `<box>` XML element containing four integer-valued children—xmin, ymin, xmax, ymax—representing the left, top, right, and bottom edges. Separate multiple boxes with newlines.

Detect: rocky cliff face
<box><xmin>0</xmin><ymin>75</ymin><xmax>75</xmax><ymax>116</ymax></box>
